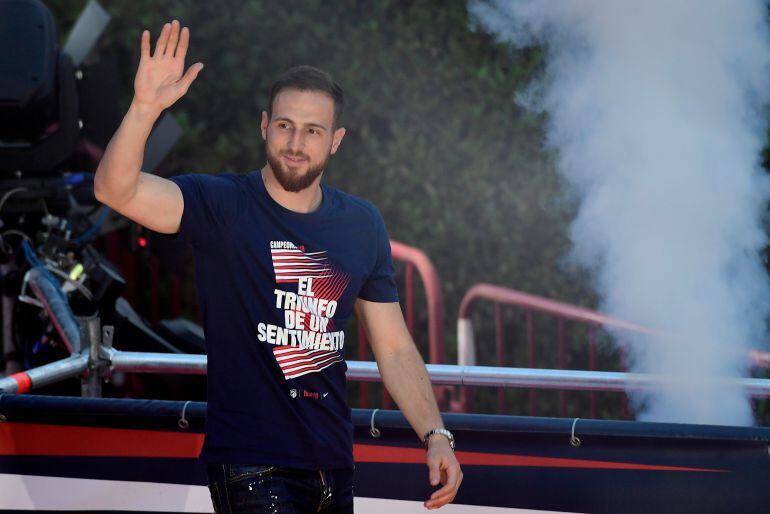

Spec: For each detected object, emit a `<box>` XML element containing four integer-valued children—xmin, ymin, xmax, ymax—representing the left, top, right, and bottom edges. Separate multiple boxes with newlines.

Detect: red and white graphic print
<box><xmin>271</xmin><ymin>247</ymin><xmax>331</xmax><ymax>283</ymax></box>
<box><xmin>273</xmin><ymin>347</ymin><xmax>345</xmax><ymax>380</ymax></box>
<box><xmin>256</xmin><ymin>241</ymin><xmax>350</xmax><ymax>381</ymax></box>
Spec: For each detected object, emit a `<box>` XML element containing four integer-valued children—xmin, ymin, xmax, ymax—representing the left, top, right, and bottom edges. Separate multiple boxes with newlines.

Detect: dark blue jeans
<box><xmin>207</xmin><ymin>463</ymin><xmax>354</xmax><ymax>513</ymax></box>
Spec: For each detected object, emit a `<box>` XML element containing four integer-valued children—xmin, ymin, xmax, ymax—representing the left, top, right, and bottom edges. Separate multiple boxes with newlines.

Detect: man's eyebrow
<box><xmin>273</xmin><ymin>116</ymin><xmax>328</xmax><ymax>131</ymax></box>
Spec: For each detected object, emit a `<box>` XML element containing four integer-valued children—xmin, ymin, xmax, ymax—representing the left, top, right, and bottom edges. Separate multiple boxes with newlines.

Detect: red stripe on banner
<box><xmin>9</xmin><ymin>373</ymin><xmax>32</xmax><ymax>394</ymax></box>
<box><xmin>352</xmin><ymin>445</ymin><xmax>726</xmax><ymax>473</ymax></box>
<box><xmin>0</xmin><ymin>423</ymin><xmax>203</xmax><ymax>457</ymax></box>
<box><xmin>0</xmin><ymin>425</ymin><xmax>728</xmax><ymax>472</ymax></box>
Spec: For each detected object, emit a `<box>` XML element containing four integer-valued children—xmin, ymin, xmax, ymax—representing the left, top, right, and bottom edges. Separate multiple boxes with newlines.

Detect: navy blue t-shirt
<box><xmin>168</xmin><ymin>170</ymin><xmax>398</xmax><ymax>470</ymax></box>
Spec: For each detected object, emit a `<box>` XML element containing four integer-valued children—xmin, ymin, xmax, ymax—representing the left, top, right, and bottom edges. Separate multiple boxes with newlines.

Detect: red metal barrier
<box><xmin>456</xmin><ymin>283</ymin><xmax>660</xmax><ymax>417</ymax></box>
<box><xmin>357</xmin><ymin>240</ymin><xmax>447</xmax><ymax>410</ymax></box>
<box><xmin>391</xmin><ymin>241</ymin><xmax>446</xmax><ymax>364</ymax></box>
<box><xmin>456</xmin><ymin>283</ymin><xmax>770</xmax><ymax>418</ymax></box>
<box><xmin>459</xmin><ymin>285</ymin><xmax>658</xmax><ymax>335</ymax></box>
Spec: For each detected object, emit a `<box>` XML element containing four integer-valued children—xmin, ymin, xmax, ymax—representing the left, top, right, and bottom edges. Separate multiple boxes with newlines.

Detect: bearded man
<box><xmin>94</xmin><ymin>19</ymin><xmax>462</xmax><ymax>514</ymax></box>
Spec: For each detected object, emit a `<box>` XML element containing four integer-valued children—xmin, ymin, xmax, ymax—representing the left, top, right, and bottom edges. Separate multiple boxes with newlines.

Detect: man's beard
<box><xmin>265</xmin><ymin>139</ymin><xmax>330</xmax><ymax>193</ymax></box>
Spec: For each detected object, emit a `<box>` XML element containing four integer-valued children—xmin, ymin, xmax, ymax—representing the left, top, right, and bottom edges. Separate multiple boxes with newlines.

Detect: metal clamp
<box><xmin>569</xmin><ymin>418</ymin><xmax>581</xmax><ymax>447</ymax></box>
<box><xmin>99</xmin><ymin>326</ymin><xmax>116</xmax><ymax>380</ymax></box>
<box><xmin>178</xmin><ymin>400</ymin><xmax>192</xmax><ymax>430</ymax></box>
<box><xmin>102</xmin><ymin>326</ymin><xmax>114</xmax><ymax>348</ymax></box>
<box><xmin>369</xmin><ymin>408</ymin><xmax>381</xmax><ymax>438</ymax></box>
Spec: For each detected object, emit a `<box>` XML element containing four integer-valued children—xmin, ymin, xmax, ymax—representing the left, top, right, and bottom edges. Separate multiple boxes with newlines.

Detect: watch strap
<box><xmin>422</xmin><ymin>427</ymin><xmax>455</xmax><ymax>450</ymax></box>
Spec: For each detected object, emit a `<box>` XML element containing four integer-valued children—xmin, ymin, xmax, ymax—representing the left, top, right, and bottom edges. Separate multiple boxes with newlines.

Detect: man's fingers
<box><xmin>140</xmin><ymin>30</ymin><xmax>150</xmax><ymax>60</ymax></box>
<box><xmin>425</xmin><ymin>485</ymin><xmax>457</xmax><ymax>510</ymax></box>
<box><xmin>165</xmin><ymin>20</ymin><xmax>180</xmax><ymax>57</ymax></box>
<box><xmin>175</xmin><ymin>26</ymin><xmax>190</xmax><ymax>60</ymax></box>
<box><xmin>430</xmin><ymin>487</ymin><xmax>453</xmax><ymax>501</ymax></box>
<box><xmin>154</xmin><ymin>23</ymin><xmax>170</xmax><ymax>58</ymax></box>
<box><xmin>429</xmin><ymin>465</ymin><xmax>462</xmax><ymax>501</ymax></box>
<box><xmin>448</xmin><ymin>465</ymin><xmax>463</xmax><ymax>493</ymax></box>
<box><xmin>427</xmin><ymin>459</ymin><xmax>441</xmax><ymax>486</ymax></box>
<box><xmin>177</xmin><ymin>62</ymin><xmax>204</xmax><ymax>94</ymax></box>
<box><xmin>427</xmin><ymin>491</ymin><xmax>454</xmax><ymax>508</ymax></box>
<box><xmin>430</xmin><ymin>480</ymin><xmax>455</xmax><ymax>501</ymax></box>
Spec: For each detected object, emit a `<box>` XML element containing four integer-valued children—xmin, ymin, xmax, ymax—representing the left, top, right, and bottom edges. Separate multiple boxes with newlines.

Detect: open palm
<box><xmin>133</xmin><ymin>20</ymin><xmax>203</xmax><ymax>111</ymax></box>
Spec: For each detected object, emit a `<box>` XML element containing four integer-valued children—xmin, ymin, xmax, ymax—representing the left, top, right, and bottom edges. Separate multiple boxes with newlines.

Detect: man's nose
<box><xmin>288</xmin><ymin>129</ymin><xmax>304</xmax><ymax>152</ymax></box>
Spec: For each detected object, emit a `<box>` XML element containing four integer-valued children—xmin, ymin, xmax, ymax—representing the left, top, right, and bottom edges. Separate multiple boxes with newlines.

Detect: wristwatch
<box><xmin>422</xmin><ymin>428</ymin><xmax>455</xmax><ymax>450</ymax></box>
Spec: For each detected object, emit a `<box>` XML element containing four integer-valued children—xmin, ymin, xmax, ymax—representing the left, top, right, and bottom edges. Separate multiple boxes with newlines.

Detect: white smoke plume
<box><xmin>469</xmin><ymin>0</ymin><xmax>770</xmax><ymax>425</ymax></box>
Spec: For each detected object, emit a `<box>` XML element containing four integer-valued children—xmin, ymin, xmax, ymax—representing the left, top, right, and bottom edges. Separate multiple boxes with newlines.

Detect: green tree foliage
<box><xmin>50</xmin><ymin>1</ymin><xmax>599</xmax><ymax>414</ymax></box>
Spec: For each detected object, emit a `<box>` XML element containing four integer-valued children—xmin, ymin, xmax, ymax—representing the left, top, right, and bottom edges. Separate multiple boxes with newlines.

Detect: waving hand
<box><xmin>133</xmin><ymin>20</ymin><xmax>204</xmax><ymax>113</ymax></box>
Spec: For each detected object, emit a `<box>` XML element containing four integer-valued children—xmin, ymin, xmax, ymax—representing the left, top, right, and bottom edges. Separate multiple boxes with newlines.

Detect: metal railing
<box><xmin>4</xmin><ymin>344</ymin><xmax>770</xmax><ymax>400</ymax></box>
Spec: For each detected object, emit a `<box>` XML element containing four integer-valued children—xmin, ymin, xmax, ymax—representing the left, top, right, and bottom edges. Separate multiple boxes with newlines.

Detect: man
<box><xmin>94</xmin><ymin>20</ymin><xmax>462</xmax><ymax>513</ymax></box>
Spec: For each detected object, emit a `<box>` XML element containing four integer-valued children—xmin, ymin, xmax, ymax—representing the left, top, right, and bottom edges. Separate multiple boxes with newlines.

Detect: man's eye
<box><xmin>309</xmin><ymin>128</ymin><xmax>318</xmax><ymax>135</ymax></box>
<box><xmin>278</xmin><ymin>123</ymin><xmax>289</xmax><ymax>129</ymax></box>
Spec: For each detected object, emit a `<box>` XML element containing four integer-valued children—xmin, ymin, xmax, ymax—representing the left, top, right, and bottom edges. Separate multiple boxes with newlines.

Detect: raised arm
<box><xmin>355</xmin><ymin>299</ymin><xmax>463</xmax><ymax>509</ymax></box>
<box><xmin>93</xmin><ymin>20</ymin><xmax>204</xmax><ymax>234</ymax></box>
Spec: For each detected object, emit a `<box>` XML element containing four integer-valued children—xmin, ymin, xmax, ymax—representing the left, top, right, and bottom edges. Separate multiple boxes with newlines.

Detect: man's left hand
<box><xmin>424</xmin><ymin>438</ymin><xmax>463</xmax><ymax>509</ymax></box>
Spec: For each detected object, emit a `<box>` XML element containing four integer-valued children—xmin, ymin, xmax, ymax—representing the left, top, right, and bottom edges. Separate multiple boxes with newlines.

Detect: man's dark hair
<box><xmin>267</xmin><ymin>65</ymin><xmax>345</xmax><ymax>128</ymax></box>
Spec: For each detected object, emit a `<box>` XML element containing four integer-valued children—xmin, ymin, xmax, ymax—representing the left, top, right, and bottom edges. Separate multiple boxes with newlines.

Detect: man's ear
<box><xmin>261</xmin><ymin>111</ymin><xmax>268</xmax><ymax>140</ymax></box>
<box><xmin>331</xmin><ymin>127</ymin><xmax>346</xmax><ymax>155</ymax></box>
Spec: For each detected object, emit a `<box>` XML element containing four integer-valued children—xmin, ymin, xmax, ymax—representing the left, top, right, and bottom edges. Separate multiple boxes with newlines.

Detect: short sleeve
<box><xmin>166</xmin><ymin>173</ymin><xmax>244</xmax><ymax>247</ymax></box>
<box><xmin>358</xmin><ymin>209</ymin><xmax>399</xmax><ymax>303</ymax></box>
